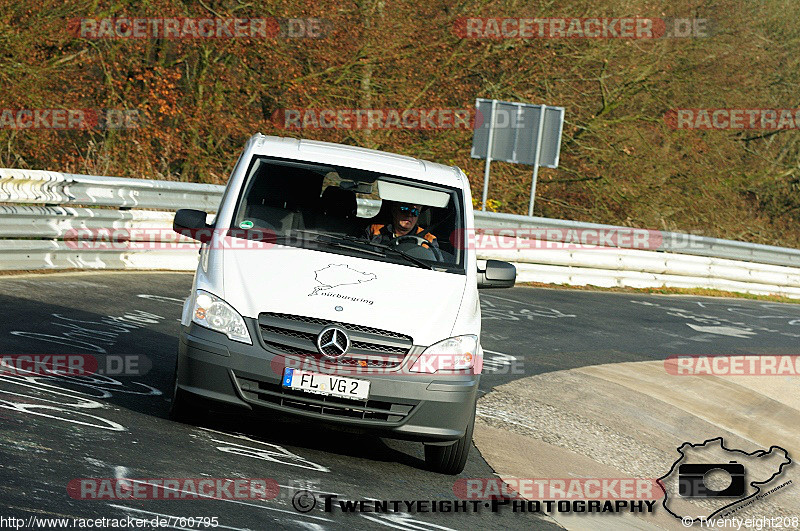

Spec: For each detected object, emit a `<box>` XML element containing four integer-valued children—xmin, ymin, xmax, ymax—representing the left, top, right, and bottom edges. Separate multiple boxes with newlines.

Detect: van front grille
<box><xmin>257</xmin><ymin>312</ymin><xmax>412</xmax><ymax>368</ymax></box>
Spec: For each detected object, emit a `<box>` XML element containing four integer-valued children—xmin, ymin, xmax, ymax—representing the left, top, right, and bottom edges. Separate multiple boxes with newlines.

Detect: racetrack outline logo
<box><xmin>308</xmin><ymin>264</ymin><xmax>376</xmax><ymax>297</ymax></box>
<box><xmin>658</xmin><ymin>437</ymin><xmax>792</xmax><ymax>524</ymax></box>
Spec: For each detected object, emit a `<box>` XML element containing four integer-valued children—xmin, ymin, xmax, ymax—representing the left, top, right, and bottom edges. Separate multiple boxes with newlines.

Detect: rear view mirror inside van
<box><xmin>377</xmin><ymin>179</ymin><xmax>450</xmax><ymax>207</ymax></box>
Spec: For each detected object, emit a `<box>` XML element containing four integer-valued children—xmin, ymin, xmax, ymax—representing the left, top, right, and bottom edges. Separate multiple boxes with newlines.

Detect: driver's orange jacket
<box><xmin>366</xmin><ymin>224</ymin><xmax>439</xmax><ymax>248</ymax></box>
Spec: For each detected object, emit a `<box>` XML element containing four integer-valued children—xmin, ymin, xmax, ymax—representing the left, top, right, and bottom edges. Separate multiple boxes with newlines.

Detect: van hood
<box><xmin>221</xmin><ymin>245</ymin><xmax>467</xmax><ymax>346</ymax></box>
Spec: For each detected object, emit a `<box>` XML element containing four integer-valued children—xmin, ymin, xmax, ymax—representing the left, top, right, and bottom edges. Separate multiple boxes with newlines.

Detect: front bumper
<box><xmin>176</xmin><ymin>319</ymin><xmax>479</xmax><ymax>443</ymax></box>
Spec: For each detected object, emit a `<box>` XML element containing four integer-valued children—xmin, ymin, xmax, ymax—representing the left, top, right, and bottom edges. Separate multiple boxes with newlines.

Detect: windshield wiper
<box><xmin>291</xmin><ymin>230</ymin><xmax>434</xmax><ymax>270</ymax></box>
<box><xmin>354</xmin><ymin>239</ymin><xmax>435</xmax><ymax>270</ymax></box>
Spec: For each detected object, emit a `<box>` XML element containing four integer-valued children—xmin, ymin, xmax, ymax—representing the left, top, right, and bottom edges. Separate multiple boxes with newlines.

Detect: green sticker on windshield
<box><xmin>239</xmin><ymin>220</ymin><xmax>254</xmax><ymax>229</ymax></box>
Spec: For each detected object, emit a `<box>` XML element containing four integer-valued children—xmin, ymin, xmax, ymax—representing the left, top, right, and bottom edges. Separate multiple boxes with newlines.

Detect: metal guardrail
<box><xmin>0</xmin><ymin>205</ymin><xmax>175</xmax><ymax>238</ymax></box>
<box><xmin>0</xmin><ymin>239</ymin><xmax>197</xmax><ymax>271</ymax></box>
<box><xmin>0</xmin><ymin>168</ymin><xmax>222</xmax><ymax>211</ymax></box>
<box><xmin>473</xmin><ymin>211</ymin><xmax>800</xmax><ymax>269</ymax></box>
<box><xmin>3</xmin><ymin>168</ymin><xmax>797</xmax><ymax>268</ymax></box>
<box><xmin>1</xmin><ymin>168</ymin><xmax>800</xmax><ymax>298</ymax></box>
<box><xmin>478</xmin><ymin>245</ymin><xmax>800</xmax><ymax>297</ymax></box>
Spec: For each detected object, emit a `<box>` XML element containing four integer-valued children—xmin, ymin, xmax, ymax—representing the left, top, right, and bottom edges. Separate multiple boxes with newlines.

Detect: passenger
<box><xmin>366</xmin><ymin>202</ymin><xmax>439</xmax><ymax>248</ymax></box>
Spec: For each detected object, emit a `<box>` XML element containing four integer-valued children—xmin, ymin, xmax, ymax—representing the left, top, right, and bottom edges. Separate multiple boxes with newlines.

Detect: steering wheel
<box><xmin>389</xmin><ymin>234</ymin><xmax>443</xmax><ymax>261</ymax></box>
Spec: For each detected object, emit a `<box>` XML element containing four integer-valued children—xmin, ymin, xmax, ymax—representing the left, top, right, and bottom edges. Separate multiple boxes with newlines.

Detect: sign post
<box><xmin>528</xmin><ymin>104</ymin><xmax>547</xmax><ymax>216</ymax></box>
<box><xmin>471</xmin><ymin>98</ymin><xmax>564</xmax><ymax>216</ymax></box>
<box><xmin>480</xmin><ymin>99</ymin><xmax>498</xmax><ymax>211</ymax></box>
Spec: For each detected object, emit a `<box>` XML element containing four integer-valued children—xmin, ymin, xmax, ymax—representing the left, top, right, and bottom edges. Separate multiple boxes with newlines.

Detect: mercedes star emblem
<box><xmin>316</xmin><ymin>326</ymin><xmax>350</xmax><ymax>359</ymax></box>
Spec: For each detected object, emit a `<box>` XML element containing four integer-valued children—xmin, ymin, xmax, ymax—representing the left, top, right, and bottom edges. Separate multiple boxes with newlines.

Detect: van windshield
<box><xmin>229</xmin><ymin>156</ymin><xmax>466</xmax><ymax>273</ymax></box>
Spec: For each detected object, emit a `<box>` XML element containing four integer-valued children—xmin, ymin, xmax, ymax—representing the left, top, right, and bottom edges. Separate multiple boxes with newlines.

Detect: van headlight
<box><xmin>409</xmin><ymin>335</ymin><xmax>479</xmax><ymax>373</ymax></box>
<box><xmin>192</xmin><ymin>290</ymin><xmax>252</xmax><ymax>344</ymax></box>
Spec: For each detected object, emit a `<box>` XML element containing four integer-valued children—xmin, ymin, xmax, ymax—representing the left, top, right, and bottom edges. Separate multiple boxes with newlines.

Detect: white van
<box><xmin>171</xmin><ymin>134</ymin><xmax>516</xmax><ymax>474</ymax></box>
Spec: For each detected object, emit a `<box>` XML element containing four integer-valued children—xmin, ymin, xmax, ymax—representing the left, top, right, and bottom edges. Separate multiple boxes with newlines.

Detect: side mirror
<box><xmin>173</xmin><ymin>209</ymin><xmax>212</xmax><ymax>243</ymax></box>
<box><xmin>477</xmin><ymin>260</ymin><xmax>516</xmax><ymax>289</ymax></box>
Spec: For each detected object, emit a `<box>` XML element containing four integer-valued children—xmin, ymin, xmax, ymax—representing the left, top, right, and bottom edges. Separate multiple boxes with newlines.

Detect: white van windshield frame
<box><xmin>227</xmin><ymin>155</ymin><xmax>468</xmax><ymax>274</ymax></box>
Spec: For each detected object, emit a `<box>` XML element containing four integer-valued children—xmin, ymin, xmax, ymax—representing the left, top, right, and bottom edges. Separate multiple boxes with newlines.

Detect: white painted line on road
<box><xmin>480</xmin><ymin>350</ymin><xmax>518</xmax><ymax>373</ymax></box>
<box><xmin>197</xmin><ymin>427</ymin><xmax>330</xmax><ymax>472</ymax></box>
<box><xmin>0</xmin><ymin>377</ymin><xmax>127</xmax><ymax>431</ymax></box>
<box><xmin>482</xmin><ymin>349</ymin><xmax>513</xmax><ymax>355</ymax></box>
<box><xmin>108</xmin><ymin>504</ymin><xmax>253</xmax><ymax>531</ymax></box>
<box><xmin>288</xmin><ymin>521</ymin><xmax>328</xmax><ymax>531</ymax></box>
<box><xmin>114</xmin><ymin>465</ymin><xmax>129</xmax><ymax>480</ymax></box>
<box><xmin>685</xmin><ymin>323</ymin><xmax>756</xmax><ymax>338</ymax></box>
<box><xmin>360</xmin><ymin>512</ymin><xmax>458</xmax><ymax>530</ymax></box>
<box><xmin>481</xmin><ymin>295</ymin><xmax>576</xmax><ymax>319</ymax></box>
<box><xmin>137</xmin><ymin>294</ymin><xmax>185</xmax><ymax>305</ymax></box>
<box><xmin>211</xmin><ymin>438</ymin><xmax>331</xmax><ymax>473</ymax></box>
<box><xmin>481</xmin><ymin>293</ymin><xmax>528</xmax><ymax>306</ymax></box>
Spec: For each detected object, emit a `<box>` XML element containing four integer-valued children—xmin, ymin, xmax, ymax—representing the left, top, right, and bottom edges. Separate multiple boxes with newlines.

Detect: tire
<box><xmin>424</xmin><ymin>402</ymin><xmax>476</xmax><ymax>475</ymax></box>
<box><xmin>168</xmin><ymin>362</ymin><xmax>204</xmax><ymax>424</ymax></box>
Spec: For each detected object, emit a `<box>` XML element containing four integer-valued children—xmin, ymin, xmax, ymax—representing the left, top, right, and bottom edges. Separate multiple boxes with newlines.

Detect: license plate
<box><xmin>282</xmin><ymin>368</ymin><xmax>370</xmax><ymax>401</ymax></box>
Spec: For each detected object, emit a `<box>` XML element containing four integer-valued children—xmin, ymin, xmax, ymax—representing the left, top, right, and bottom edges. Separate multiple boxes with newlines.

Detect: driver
<box><xmin>366</xmin><ymin>202</ymin><xmax>439</xmax><ymax>249</ymax></box>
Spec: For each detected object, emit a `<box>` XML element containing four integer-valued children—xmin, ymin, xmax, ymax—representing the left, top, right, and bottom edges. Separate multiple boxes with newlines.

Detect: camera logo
<box><xmin>678</xmin><ymin>461</ymin><xmax>745</xmax><ymax>497</ymax></box>
<box><xmin>659</xmin><ymin>437</ymin><xmax>792</xmax><ymax>524</ymax></box>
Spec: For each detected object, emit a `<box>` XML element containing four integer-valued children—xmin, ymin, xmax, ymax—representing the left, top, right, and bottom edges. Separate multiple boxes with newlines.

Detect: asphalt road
<box><xmin>1</xmin><ymin>272</ymin><xmax>799</xmax><ymax>530</ymax></box>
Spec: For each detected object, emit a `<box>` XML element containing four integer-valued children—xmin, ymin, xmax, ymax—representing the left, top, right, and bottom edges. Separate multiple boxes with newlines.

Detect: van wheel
<box><xmin>424</xmin><ymin>403</ymin><xmax>475</xmax><ymax>475</ymax></box>
<box><xmin>168</xmin><ymin>366</ymin><xmax>204</xmax><ymax>424</ymax></box>
<box><xmin>169</xmin><ymin>387</ymin><xmax>204</xmax><ymax>424</ymax></box>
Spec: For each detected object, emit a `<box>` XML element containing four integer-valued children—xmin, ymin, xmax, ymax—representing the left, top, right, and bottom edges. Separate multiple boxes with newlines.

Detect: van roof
<box><xmin>248</xmin><ymin>134</ymin><xmax>465</xmax><ymax>188</ymax></box>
